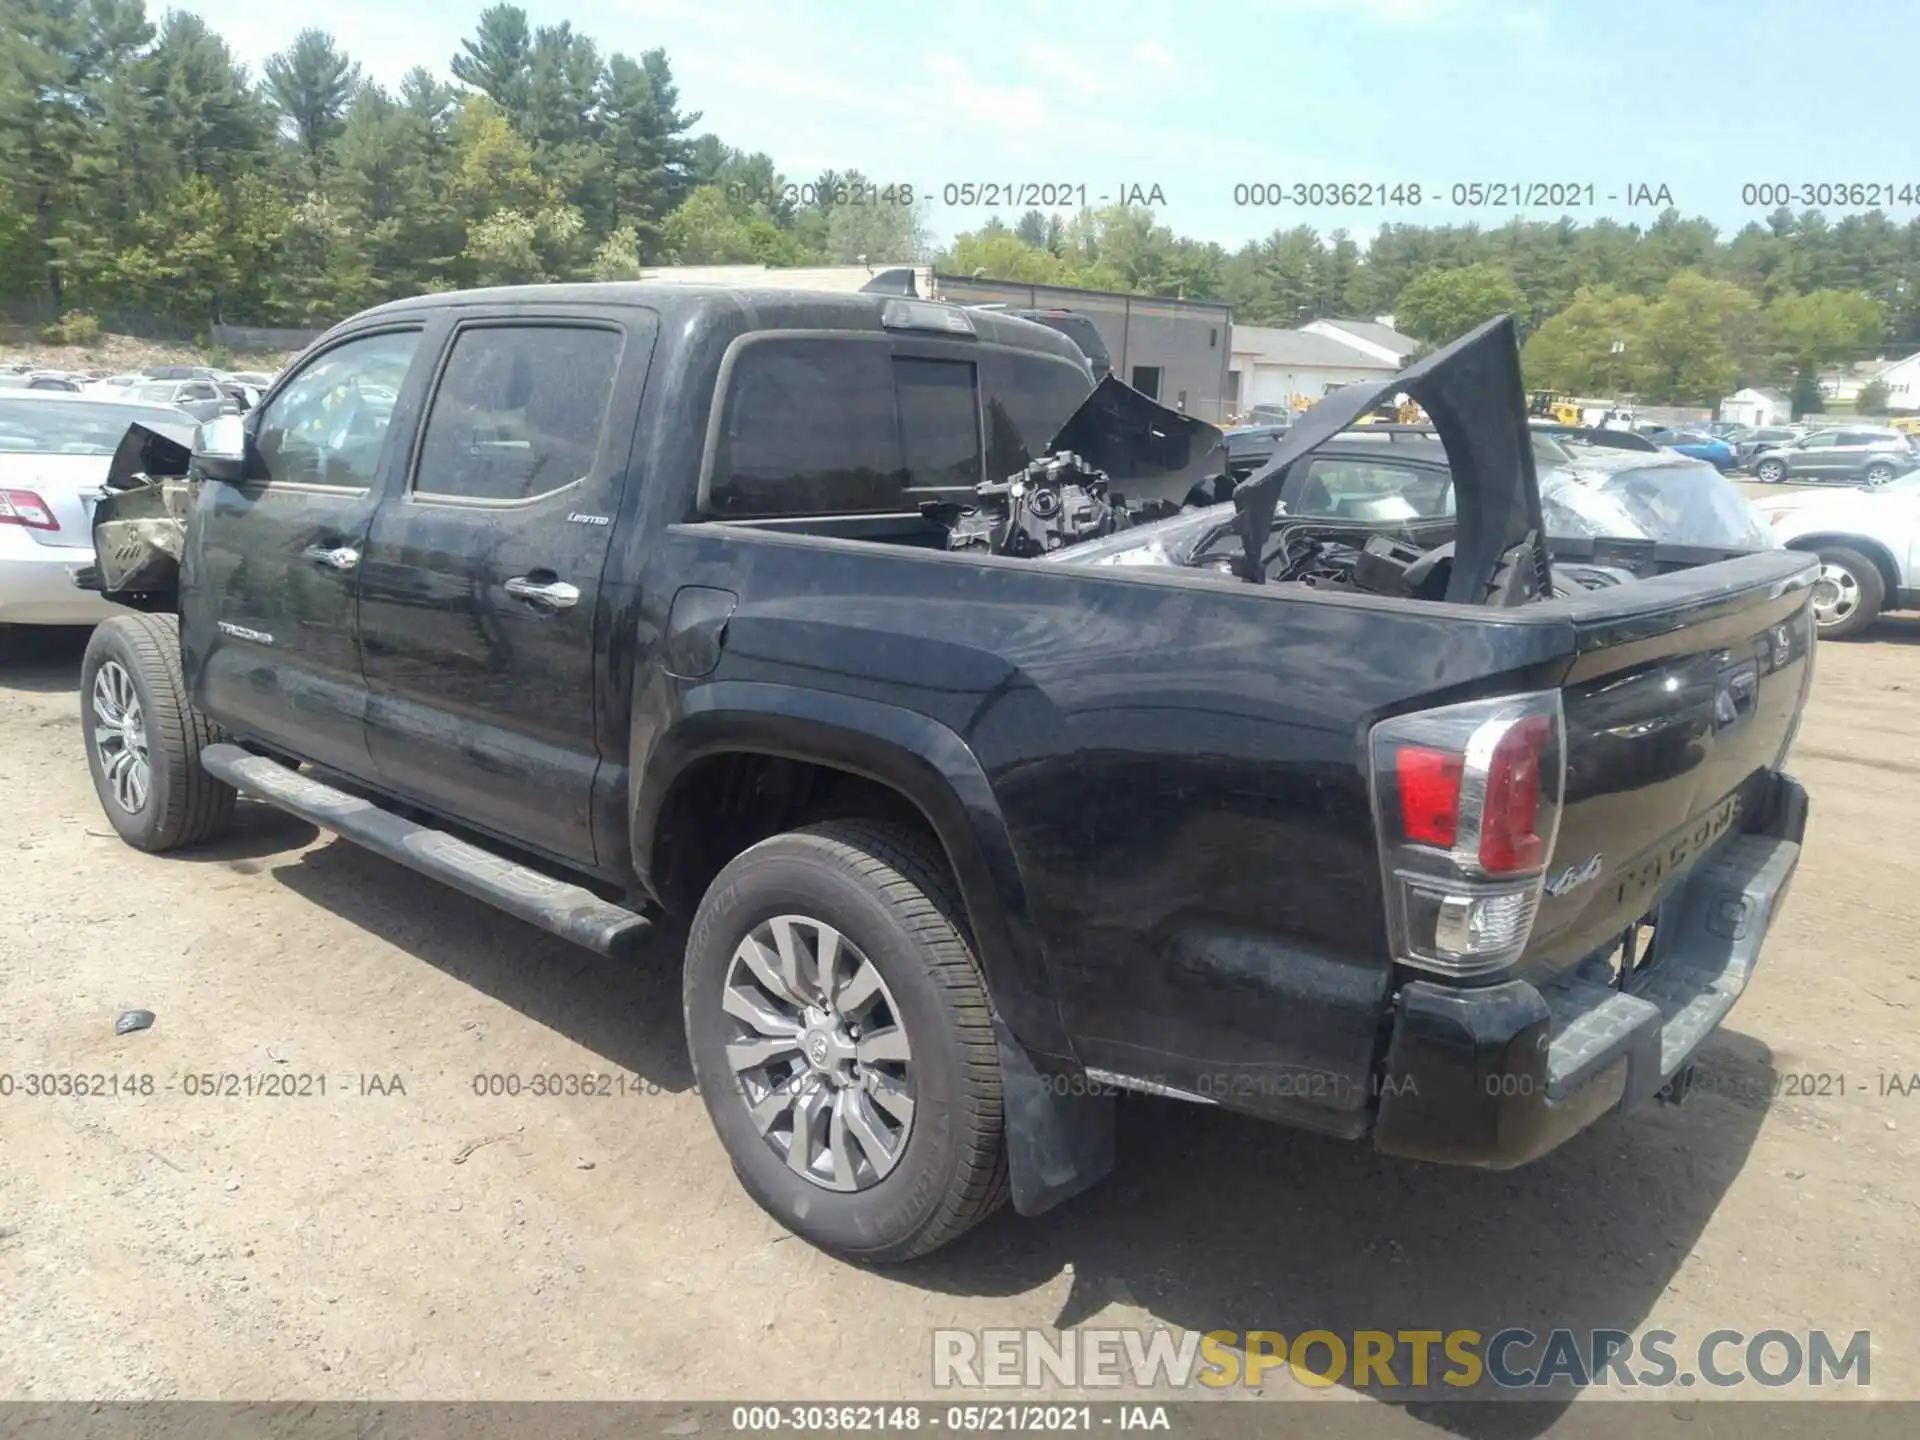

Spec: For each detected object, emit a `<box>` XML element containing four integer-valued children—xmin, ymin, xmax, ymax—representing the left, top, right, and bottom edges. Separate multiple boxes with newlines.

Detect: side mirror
<box><xmin>190</xmin><ymin>413</ymin><xmax>250</xmax><ymax>484</ymax></box>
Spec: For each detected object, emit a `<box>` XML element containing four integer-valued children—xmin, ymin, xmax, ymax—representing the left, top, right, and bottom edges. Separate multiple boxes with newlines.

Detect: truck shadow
<box><xmin>1864</xmin><ymin>614</ymin><xmax>1920</xmax><ymax>646</ymax></box>
<box><xmin>270</xmin><ymin>835</ymin><xmax>696</xmax><ymax>1092</ymax></box>
<box><xmin>0</xmin><ymin>624</ymin><xmax>91</xmax><ymax>693</ymax></box>
<box><xmin>900</xmin><ymin>1029</ymin><xmax>1777</xmax><ymax>1436</ymax></box>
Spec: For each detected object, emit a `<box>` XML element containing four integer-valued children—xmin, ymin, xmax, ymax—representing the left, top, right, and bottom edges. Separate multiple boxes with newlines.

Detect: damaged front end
<box><xmin>932</xmin><ymin>375</ymin><xmax>1225</xmax><ymax>556</ymax></box>
<box><xmin>73</xmin><ymin>418</ymin><xmax>199</xmax><ymax>613</ymax></box>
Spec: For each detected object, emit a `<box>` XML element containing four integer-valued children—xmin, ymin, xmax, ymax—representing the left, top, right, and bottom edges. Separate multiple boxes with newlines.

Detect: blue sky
<box><xmin>186</xmin><ymin>0</ymin><xmax>1920</xmax><ymax>253</ymax></box>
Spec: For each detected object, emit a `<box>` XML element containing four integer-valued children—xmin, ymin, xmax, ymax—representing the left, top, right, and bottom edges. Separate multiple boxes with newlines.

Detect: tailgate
<box><xmin>1522</xmin><ymin>549</ymin><xmax>1817</xmax><ymax>976</ymax></box>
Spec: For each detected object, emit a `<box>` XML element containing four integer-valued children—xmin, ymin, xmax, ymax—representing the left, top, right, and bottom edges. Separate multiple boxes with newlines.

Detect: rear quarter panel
<box><xmin>635</xmin><ymin>525</ymin><xmax>1579</xmax><ymax>1127</ymax></box>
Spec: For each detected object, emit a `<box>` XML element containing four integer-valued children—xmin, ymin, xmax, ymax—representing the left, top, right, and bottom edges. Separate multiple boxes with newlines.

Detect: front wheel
<box><xmin>684</xmin><ymin>819</ymin><xmax>1007</xmax><ymax>1263</ymax></box>
<box><xmin>80</xmin><ymin>614</ymin><xmax>236</xmax><ymax>850</ymax></box>
<box><xmin>1809</xmin><ymin>545</ymin><xmax>1885</xmax><ymax>640</ymax></box>
<box><xmin>1756</xmin><ymin>458</ymin><xmax>1787</xmax><ymax>483</ymax></box>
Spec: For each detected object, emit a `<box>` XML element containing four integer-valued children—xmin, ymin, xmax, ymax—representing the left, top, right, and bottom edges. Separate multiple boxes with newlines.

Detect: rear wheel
<box><xmin>683</xmin><ymin>819</ymin><xmax>1007</xmax><ymax>1263</ymax></box>
<box><xmin>1809</xmin><ymin>545</ymin><xmax>1884</xmax><ymax>640</ymax></box>
<box><xmin>80</xmin><ymin>614</ymin><xmax>236</xmax><ymax>850</ymax></box>
<box><xmin>1864</xmin><ymin>462</ymin><xmax>1895</xmax><ymax>486</ymax></box>
<box><xmin>1756</xmin><ymin>458</ymin><xmax>1787</xmax><ymax>483</ymax></box>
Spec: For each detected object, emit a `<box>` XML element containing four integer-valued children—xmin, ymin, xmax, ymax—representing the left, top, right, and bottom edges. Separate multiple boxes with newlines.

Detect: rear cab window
<box><xmin>705</xmin><ymin>335</ymin><xmax>1092</xmax><ymax>519</ymax></box>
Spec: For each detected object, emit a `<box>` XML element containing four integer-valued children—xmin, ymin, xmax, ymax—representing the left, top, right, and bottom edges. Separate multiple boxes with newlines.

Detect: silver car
<box><xmin>0</xmin><ymin>392</ymin><xmax>199</xmax><ymax>643</ymax></box>
<box><xmin>126</xmin><ymin>377</ymin><xmax>241</xmax><ymax>424</ymax></box>
<box><xmin>1750</xmin><ymin>426</ymin><xmax>1918</xmax><ymax>487</ymax></box>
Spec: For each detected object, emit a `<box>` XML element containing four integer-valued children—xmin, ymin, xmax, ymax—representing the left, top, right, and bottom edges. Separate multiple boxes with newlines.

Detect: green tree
<box><xmin>824</xmin><ymin>171</ymin><xmax>926</xmax><ymax>264</ymax></box>
<box><xmin>1855</xmin><ymin>378</ymin><xmax>1891</xmax><ymax>415</ymax></box>
<box><xmin>1761</xmin><ymin>288</ymin><xmax>1886</xmax><ymax>374</ymax></box>
<box><xmin>1520</xmin><ymin>285</ymin><xmax>1648</xmax><ymax>395</ymax></box>
<box><xmin>1393</xmin><ymin>263</ymin><xmax>1525</xmax><ymax>346</ymax></box>
<box><xmin>658</xmin><ymin>184</ymin><xmax>808</xmax><ymax>265</ymax></box>
<box><xmin>942</xmin><ymin>229</ymin><xmax>1066</xmax><ymax>284</ymax></box>
<box><xmin>263</xmin><ymin>29</ymin><xmax>361</xmax><ymax>176</ymax></box>
<box><xmin>450</xmin><ymin>4</ymin><xmax>532</xmax><ymax>119</ymax></box>
<box><xmin>1635</xmin><ymin>271</ymin><xmax>1759</xmax><ymax>404</ymax></box>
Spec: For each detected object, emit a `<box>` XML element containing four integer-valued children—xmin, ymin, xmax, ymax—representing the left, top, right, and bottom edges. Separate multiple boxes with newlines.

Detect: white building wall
<box><xmin>1232</xmin><ymin>360</ymin><xmax>1386</xmax><ymax>413</ymax></box>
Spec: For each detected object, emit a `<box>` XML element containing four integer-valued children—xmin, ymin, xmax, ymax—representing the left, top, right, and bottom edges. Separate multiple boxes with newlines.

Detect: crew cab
<box><xmin>75</xmin><ymin>286</ymin><xmax>1816</xmax><ymax>1263</ymax></box>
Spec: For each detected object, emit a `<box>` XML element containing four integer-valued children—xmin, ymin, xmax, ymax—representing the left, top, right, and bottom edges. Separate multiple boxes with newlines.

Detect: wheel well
<box><xmin>1784</xmin><ymin>533</ymin><xmax>1899</xmax><ymax>601</ymax></box>
<box><xmin>650</xmin><ymin>753</ymin><xmax>949</xmax><ymax>917</ymax></box>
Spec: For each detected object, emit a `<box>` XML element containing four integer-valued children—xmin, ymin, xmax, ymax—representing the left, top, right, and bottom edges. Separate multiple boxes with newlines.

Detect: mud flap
<box><xmin>995</xmin><ymin>1019</ymin><xmax>1115</xmax><ymax>1216</ymax></box>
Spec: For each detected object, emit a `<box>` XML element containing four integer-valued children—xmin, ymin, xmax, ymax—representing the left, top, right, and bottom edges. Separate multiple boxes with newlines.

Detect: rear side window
<box><xmin>710</xmin><ymin>338</ymin><xmax>988</xmax><ymax>517</ymax></box>
<box><xmin>414</xmin><ymin>325</ymin><xmax>622</xmax><ymax>502</ymax></box>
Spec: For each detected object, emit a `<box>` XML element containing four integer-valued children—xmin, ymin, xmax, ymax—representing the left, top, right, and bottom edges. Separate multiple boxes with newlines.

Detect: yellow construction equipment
<box><xmin>1529</xmin><ymin>391</ymin><xmax>1582</xmax><ymax>425</ymax></box>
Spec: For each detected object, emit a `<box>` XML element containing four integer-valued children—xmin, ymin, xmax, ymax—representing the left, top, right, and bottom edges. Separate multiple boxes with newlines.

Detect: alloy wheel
<box><xmin>721</xmin><ymin>914</ymin><xmax>915</xmax><ymax>1192</ymax></box>
<box><xmin>91</xmin><ymin>660</ymin><xmax>151</xmax><ymax>814</ymax></box>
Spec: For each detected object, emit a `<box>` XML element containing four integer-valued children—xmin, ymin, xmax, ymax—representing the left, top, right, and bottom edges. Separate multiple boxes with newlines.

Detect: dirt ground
<box><xmin>2</xmin><ymin>585</ymin><xmax>1917</xmax><ymax>1423</ymax></box>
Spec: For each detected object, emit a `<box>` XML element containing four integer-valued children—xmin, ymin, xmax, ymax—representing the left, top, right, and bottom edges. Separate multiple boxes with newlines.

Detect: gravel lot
<box><xmin>2</xmin><ymin>558</ymin><xmax>1916</xmax><ymax>1421</ymax></box>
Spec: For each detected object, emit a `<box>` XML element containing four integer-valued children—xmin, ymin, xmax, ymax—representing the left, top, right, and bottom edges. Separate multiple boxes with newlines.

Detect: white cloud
<box><xmin>922</xmin><ymin>54</ymin><xmax>1050</xmax><ymax>132</ymax></box>
<box><xmin>1021</xmin><ymin>44</ymin><xmax>1110</xmax><ymax>97</ymax></box>
<box><xmin>1131</xmin><ymin>40</ymin><xmax>1176</xmax><ymax>68</ymax></box>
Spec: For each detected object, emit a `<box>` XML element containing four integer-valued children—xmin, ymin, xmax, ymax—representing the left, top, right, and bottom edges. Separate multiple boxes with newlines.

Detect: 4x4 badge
<box><xmin>1544</xmin><ymin>854</ymin><xmax>1603</xmax><ymax>897</ymax></box>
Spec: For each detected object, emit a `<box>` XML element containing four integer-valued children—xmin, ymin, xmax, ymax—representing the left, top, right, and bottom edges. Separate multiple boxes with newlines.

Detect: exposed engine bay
<box><xmin>941</xmin><ymin>317</ymin><xmax>1562</xmax><ymax>609</ymax></box>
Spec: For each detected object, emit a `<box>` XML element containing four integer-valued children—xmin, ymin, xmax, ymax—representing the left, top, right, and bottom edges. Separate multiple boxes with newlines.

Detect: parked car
<box><xmin>141</xmin><ymin>364</ymin><xmax>219</xmax><ymax>381</ymax></box>
<box><xmin>1750</xmin><ymin>427</ymin><xmax>1919</xmax><ymax>486</ymax></box>
<box><xmin>125</xmin><ymin>377</ymin><xmax>240</xmax><ymax>423</ymax></box>
<box><xmin>1732</xmin><ymin>425</ymin><xmax>1805</xmax><ymax>469</ymax></box>
<box><xmin>76</xmin><ymin>296</ymin><xmax>1813</xmax><ymax>1261</ymax></box>
<box><xmin>1749</xmin><ymin>471</ymin><xmax>1920</xmax><ymax>638</ymax></box>
<box><xmin>0</xmin><ymin>392</ymin><xmax>198</xmax><ymax>652</ymax></box>
<box><xmin>1639</xmin><ymin>427</ymin><xmax>1738</xmax><ymax>472</ymax></box>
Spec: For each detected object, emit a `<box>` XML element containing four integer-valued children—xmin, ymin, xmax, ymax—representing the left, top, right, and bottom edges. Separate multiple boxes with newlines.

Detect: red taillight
<box><xmin>1396</xmin><ymin>745</ymin><xmax>1463</xmax><ymax>847</ymax></box>
<box><xmin>1369</xmin><ymin>692</ymin><xmax>1565</xmax><ymax>978</ymax></box>
<box><xmin>0</xmin><ymin>488</ymin><xmax>58</xmax><ymax>531</ymax></box>
<box><xmin>1478</xmin><ymin>714</ymin><xmax>1550</xmax><ymax>873</ymax></box>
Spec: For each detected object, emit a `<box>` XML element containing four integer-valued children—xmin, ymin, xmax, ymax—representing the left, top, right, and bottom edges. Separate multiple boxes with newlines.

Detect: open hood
<box><xmin>103</xmin><ymin>417</ymin><xmax>197</xmax><ymax>490</ymax></box>
<box><xmin>1045</xmin><ymin>374</ymin><xmax>1225</xmax><ymax>509</ymax></box>
<box><xmin>1231</xmin><ymin>315</ymin><xmax>1549</xmax><ymax>602</ymax></box>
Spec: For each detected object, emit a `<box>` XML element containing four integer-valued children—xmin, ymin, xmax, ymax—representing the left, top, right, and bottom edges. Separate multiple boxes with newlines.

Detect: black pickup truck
<box><xmin>76</xmin><ymin>286</ymin><xmax>1815</xmax><ymax>1263</ymax></box>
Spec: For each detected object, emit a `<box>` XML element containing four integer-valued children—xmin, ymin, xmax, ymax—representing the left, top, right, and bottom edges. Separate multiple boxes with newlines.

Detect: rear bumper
<box><xmin>0</xmin><ymin>533</ymin><xmax>119</xmax><ymax>625</ymax></box>
<box><xmin>1372</xmin><ymin>773</ymin><xmax>1807</xmax><ymax>1169</ymax></box>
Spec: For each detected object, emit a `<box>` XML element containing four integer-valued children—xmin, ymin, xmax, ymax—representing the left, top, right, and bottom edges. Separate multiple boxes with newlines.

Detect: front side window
<box><xmin>253</xmin><ymin>330</ymin><xmax>422</xmax><ymax>488</ymax></box>
<box><xmin>412</xmin><ymin>325</ymin><xmax>622</xmax><ymax>502</ymax></box>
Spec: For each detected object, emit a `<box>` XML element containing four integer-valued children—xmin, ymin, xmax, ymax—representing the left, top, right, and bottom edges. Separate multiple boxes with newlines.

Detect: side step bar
<box><xmin>199</xmin><ymin>743</ymin><xmax>654</xmax><ymax>957</ymax></box>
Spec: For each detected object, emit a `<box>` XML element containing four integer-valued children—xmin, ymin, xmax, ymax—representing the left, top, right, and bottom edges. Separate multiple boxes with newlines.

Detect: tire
<box><xmin>80</xmin><ymin>613</ymin><xmax>236</xmax><ymax>850</ymax></box>
<box><xmin>1864</xmin><ymin>463</ymin><xmax>1895</xmax><ymax>486</ymax></box>
<box><xmin>1809</xmin><ymin>545</ymin><xmax>1885</xmax><ymax>641</ymax></box>
<box><xmin>684</xmin><ymin>819</ymin><xmax>1007</xmax><ymax>1263</ymax></box>
<box><xmin>1756</xmin><ymin>458</ymin><xmax>1786</xmax><ymax>483</ymax></box>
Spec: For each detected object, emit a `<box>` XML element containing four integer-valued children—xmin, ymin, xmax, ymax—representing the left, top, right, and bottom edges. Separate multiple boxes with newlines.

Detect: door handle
<box><xmin>504</xmin><ymin>576</ymin><xmax>580</xmax><ymax>609</ymax></box>
<box><xmin>303</xmin><ymin>545</ymin><xmax>360</xmax><ymax>570</ymax></box>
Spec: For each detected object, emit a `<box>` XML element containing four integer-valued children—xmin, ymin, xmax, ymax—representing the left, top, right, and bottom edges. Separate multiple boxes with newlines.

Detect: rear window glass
<box><xmin>895</xmin><ymin>357</ymin><xmax>981</xmax><ymax>489</ymax></box>
<box><xmin>0</xmin><ymin>401</ymin><xmax>191</xmax><ymax>454</ymax></box>
<box><xmin>710</xmin><ymin>339</ymin><xmax>992</xmax><ymax>517</ymax></box>
<box><xmin>414</xmin><ymin>325</ymin><xmax>621</xmax><ymax>502</ymax></box>
<box><xmin>1285</xmin><ymin>458</ymin><xmax>1452</xmax><ymax>521</ymax></box>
